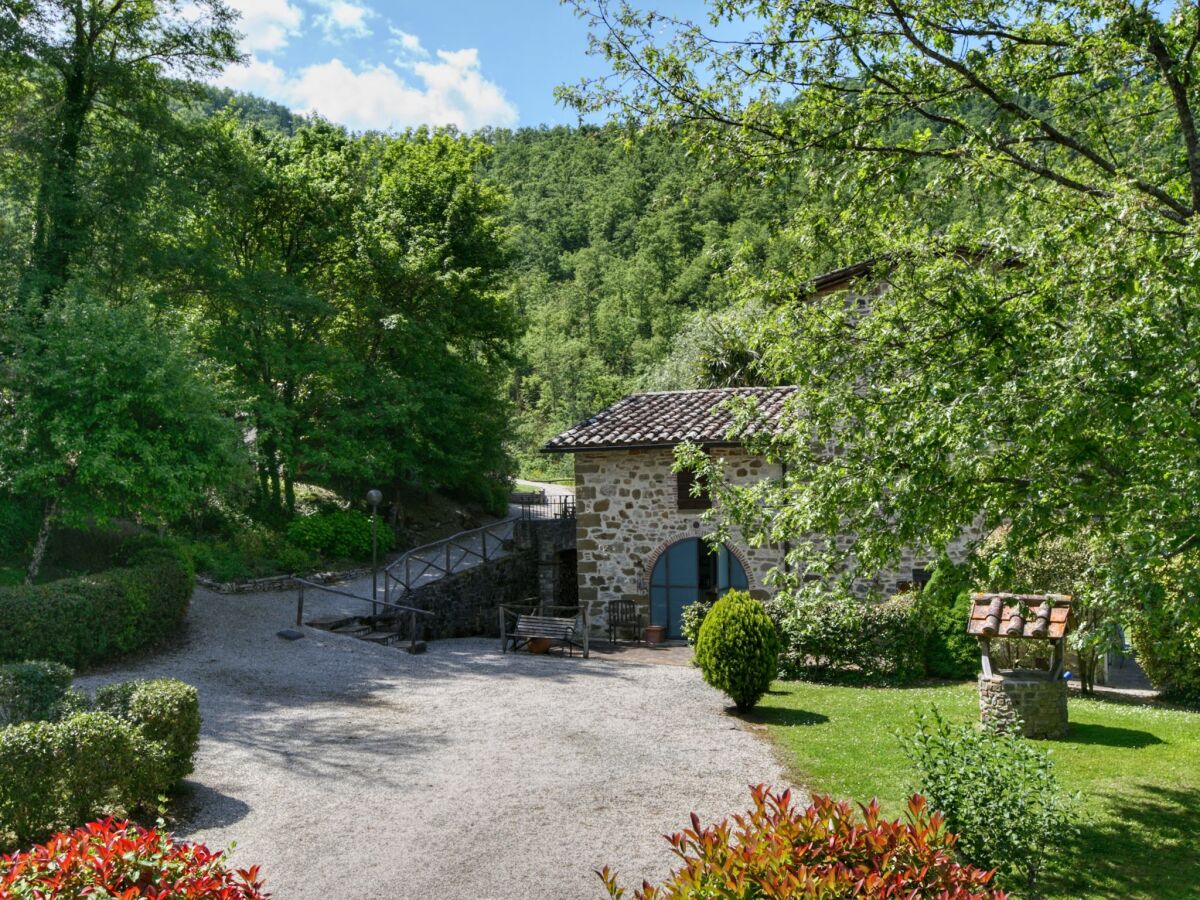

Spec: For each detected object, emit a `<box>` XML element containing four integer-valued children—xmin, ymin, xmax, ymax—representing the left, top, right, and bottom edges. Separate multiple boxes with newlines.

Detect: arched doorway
<box><xmin>649</xmin><ymin>538</ymin><xmax>748</xmax><ymax>639</ymax></box>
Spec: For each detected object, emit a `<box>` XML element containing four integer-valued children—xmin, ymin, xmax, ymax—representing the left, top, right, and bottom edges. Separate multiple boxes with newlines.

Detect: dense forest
<box><xmin>0</xmin><ymin>0</ymin><xmax>846</xmax><ymax>580</ymax></box>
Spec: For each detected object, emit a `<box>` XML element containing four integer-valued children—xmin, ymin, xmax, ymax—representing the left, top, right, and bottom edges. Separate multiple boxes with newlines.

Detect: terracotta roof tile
<box><xmin>542</xmin><ymin>386</ymin><xmax>797</xmax><ymax>453</ymax></box>
<box><xmin>967</xmin><ymin>593</ymin><xmax>1074</xmax><ymax>641</ymax></box>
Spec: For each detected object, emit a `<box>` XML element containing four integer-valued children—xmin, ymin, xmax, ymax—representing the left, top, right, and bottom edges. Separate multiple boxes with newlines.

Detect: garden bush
<box><xmin>694</xmin><ymin>590</ymin><xmax>779</xmax><ymax>711</ymax></box>
<box><xmin>904</xmin><ymin>706</ymin><xmax>1074</xmax><ymax>893</ymax></box>
<box><xmin>286</xmin><ymin>509</ymin><xmax>394</xmax><ymax>561</ymax></box>
<box><xmin>0</xmin><ymin>548</ymin><xmax>193</xmax><ymax>669</ymax></box>
<box><xmin>0</xmin><ymin>712</ymin><xmax>170</xmax><ymax>847</ymax></box>
<box><xmin>95</xmin><ymin>679</ymin><xmax>200</xmax><ymax>783</ymax></box>
<box><xmin>770</xmin><ymin>583</ymin><xmax>926</xmax><ymax>684</ymax></box>
<box><xmin>0</xmin><ymin>818</ymin><xmax>268</xmax><ymax>898</ymax></box>
<box><xmin>0</xmin><ymin>661</ymin><xmax>80</xmax><ymax>725</ymax></box>
<box><xmin>598</xmin><ymin>785</ymin><xmax>1003</xmax><ymax>899</ymax></box>
<box><xmin>915</xmin><ymin>557</ymin><xmax>979</xmax><ymax>680</ymax></box>
<box><xmin>680</xmin><ymin>596</ymin><xmax>716</xmax><ymax>646</ymax></box>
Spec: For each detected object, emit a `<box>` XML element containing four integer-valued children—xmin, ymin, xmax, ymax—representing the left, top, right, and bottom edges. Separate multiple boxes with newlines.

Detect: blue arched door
<box><xmin>649</xmin><ymin>539</ymin><xmax>748</xmax><ymax>638</ymax></box>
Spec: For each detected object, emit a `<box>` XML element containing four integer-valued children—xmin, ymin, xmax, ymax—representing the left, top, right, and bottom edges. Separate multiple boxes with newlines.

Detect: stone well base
<box><xmin>979</xmin><ymin>670</ymin><xmax>1068</xmax><ymax>739</ymax></box>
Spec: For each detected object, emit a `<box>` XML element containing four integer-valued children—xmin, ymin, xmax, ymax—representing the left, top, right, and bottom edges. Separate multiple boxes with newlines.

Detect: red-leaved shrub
<box><xmin>0</xmin><ymin>818</ymin><xmax>268</xmax><ymax>898</ymax></box>
<box><xmin>599</xmin><ymin>786</ymin><xmax>1005</xmax><ymax>899</ymax></box>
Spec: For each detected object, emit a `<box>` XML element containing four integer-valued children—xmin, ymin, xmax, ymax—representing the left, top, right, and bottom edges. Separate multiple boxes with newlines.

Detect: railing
<box><xmin>295</xmin><ymin>578</ymin><xmax>433</xmax><ymax>653</ymax></box>
<box><xmin>516</xmin><ymin>494</ymin><xmax>576</xmax><ymax>521</ymax></box>
<box><xmin>382</xmin><ymin>517</ymin><xmax>517</xmax><ymax>606</ymax></box>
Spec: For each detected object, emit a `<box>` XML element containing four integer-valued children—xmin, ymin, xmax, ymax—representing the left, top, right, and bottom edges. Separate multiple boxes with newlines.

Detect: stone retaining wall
<box><xmin>979</xmin><ymin>670</ymin><xmax>1068</xmax><ymax>739</ymax></box>
<box><xmin>403</xmin><ymin>550</ymin><xmax>539</xmax><ymax>640</ymax></box>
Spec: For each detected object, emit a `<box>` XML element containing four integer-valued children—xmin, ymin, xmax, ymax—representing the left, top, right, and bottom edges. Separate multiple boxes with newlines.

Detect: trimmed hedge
<box><xmin>95</xmin><ymin>679</ymin><xmax>200</xmax><ymax>784</ymax></box>
<box><xmin>695</xmin><ymin>590</ymin><xmax>780</xmax><ymax>711</ymax></box>
<box><xmin>0</xmin><ymin>712</ymin><xmax>169</xmax><ymax>847</ymax></box>
<box><xmin>0</xmin><ymin>661</ymin><xmax>79</xmax><ymax>725</ymax></box>
<box><xmin>770</xmin><ymin>585</ymin><xmax>926</xmax><ymax>684</ymax></box>
<box><xmin>0</xmin><ymin>550</ymin><xmax>193</xmax><ymax>669</ymax></box>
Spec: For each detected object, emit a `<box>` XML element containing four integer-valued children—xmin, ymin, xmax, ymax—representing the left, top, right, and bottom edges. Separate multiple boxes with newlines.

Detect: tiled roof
<box><xmin>542</xmin><ymin>386</ymin><xmax>797</xmax><ymax>453</ymax></box>
<box><xmin>967</xmin><ymin>594</ymin><xmax>1074</xmax><ymax>641</ymax></box>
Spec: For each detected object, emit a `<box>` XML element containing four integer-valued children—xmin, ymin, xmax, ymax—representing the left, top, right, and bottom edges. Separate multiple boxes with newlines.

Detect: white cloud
<box><xmin>389</xmin><ymin>27</ymin><xmax>427</xmax><ymax>58</ymax></box>
<box><xmin>216</xmin><ymin>49</ymin><xmax>518</xmax><ymax>132</ymax></box>
<box><xmin>226</xmin><ymin>0</ymin><xmax>303</xmax><ymax>53</ymax></box>
<box><xmin>312</xmin><ymin>0</ymin><xmax>374</xmax><ymax>39</ymax></box>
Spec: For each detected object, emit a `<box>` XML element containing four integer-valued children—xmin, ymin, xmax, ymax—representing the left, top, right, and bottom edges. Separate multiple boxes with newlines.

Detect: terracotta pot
<box><xmin>527</xmin><ymin>637</ymin><xmax>553</xmax><ymax>654</ymax></box>
<box><xmin>644</xmin><ymin>625</ymin><xmax>667</xmax><ymax>644</ymax></box>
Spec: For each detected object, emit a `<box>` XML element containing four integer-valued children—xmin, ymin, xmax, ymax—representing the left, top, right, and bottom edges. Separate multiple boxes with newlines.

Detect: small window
<box><xmin>676</xmin><ymin>469</ymin><xmax>712</xmax><ymax>511</ymax></box>
<box><xmin>912</xmin><ymin>568</ymin><xmax>932</xmax><ymax>589</ymax></box>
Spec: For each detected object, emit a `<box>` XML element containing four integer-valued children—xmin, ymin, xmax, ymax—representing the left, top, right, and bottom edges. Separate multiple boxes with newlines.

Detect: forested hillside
<box><xmin>483</xmin><ymin>126</ymin><xmax>804</xmax><ymax>477</ymax></box>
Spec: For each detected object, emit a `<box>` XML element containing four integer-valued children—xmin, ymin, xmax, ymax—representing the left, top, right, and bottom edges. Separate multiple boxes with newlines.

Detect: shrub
<box><xmin>680</xmin><ymin>596</ymin><xmax>715</xmax><ymax>646</ymax></box>
<box><xmin>598</xmin><ymin>785</ymin><xmax>1003</xmax><ymax>899</ymax></box>
<box><xmin>0</xmin><ymin>661</ymin><xmax>78</xmax><ymax>725</ymax></box>
<box><xmin>903</xmin><ymin>707</ymin><xmax>1074</xmax><ymax>893</ymax></box>
<box><xmin>95</xmin><ymin>679</ymin><xmax>200</xmax><ymax>783</ymax></box>
<box><xmin>0</xmin><ymin>712</ymin><xmax>169</xmax><ymax>847</ymax></box>
<box><xmin>770</xmin><ymin>583</ymin><xmax>926</xmax><ymax>684</ymax></box>
<box><xmin>0</xmin><ymin>549</ymin><xmax>193</xmax><ymax>669</ymax></box>
<box><xmin>0</xmin><ymin>819</ymin><xmax>268</xmax><ymax>898</ymax></box>
<box><xmin>286</xmin><ymin>509</ymin><xmax>394</xmax><ymax>561</ymax></box>
<box><xmin>916</xmin><ymin>557</ymin><xmax>980</xmax><ymax>680</ymax></box>
<box><xmin>694</xmin><ymin>590</ymin><xmax>780</xmax><ymax>711</ymax></box>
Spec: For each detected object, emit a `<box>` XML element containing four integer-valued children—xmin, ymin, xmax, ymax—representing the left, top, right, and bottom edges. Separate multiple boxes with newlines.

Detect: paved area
<box><xmin>77</xmin><ymin>580</ymin><xmax>788</xmax><ymax>900</ymax></box>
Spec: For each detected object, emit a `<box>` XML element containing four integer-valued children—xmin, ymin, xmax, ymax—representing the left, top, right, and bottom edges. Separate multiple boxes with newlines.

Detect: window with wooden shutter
<box><xmin>677</xmin><ymin>468</ymin><xmax>712</xmax><ymax>510</ymax></box>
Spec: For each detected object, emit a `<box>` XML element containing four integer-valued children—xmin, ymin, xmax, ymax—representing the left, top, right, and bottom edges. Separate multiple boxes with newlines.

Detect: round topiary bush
<box><xmin>694</xmin><ymin>590</ymin><xmax>780</xmax><ymax>711</ymax></box>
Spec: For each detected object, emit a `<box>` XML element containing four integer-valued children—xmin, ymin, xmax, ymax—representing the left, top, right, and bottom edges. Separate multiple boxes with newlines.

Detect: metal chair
<box><xmin>607</xmin><ymin>598</ymin><xmax>644</xmax><ymax>644</ymax></box>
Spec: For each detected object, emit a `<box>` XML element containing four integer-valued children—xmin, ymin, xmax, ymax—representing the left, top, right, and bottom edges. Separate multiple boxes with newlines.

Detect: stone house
<box><xmin>544</xmin><ymin>385</ymin><xmax>976</xmax><ymax>638</ymax></box>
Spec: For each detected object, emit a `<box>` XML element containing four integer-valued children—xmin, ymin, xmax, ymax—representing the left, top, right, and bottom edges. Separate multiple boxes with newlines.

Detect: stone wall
<box><xmin>572</xmin><ymin>446</ymin><xmax>982</xmax><ymax>634</ymax></box>
<box><xmin>978</xmin><ymin>670</ymin><xmax>1068</xmax><ymax>739</ymax></box>
<box><xmin>403</xmin><ymin>550</ymin><xmax>538</xmax><ymax>641</ymax></box>
<box><xmin>574</xmin><ymin>447</ymin><xmax>785</xmax><ymax>634</ymax></box>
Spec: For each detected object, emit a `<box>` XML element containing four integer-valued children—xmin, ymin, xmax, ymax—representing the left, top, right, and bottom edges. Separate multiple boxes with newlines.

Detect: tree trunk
<box><xmin>25</xmin><ymin>496</ymin><xmax>59</xmax><ymax>585</ymax></box>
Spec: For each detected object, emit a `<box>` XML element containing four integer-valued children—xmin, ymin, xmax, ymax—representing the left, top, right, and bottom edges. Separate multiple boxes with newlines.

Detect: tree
<box><xmin>0</xmin><ymin>294</ymin><xmax>238</xmax><ymax>581</ymax></box>
<box><xmin>568</xmin><ymin>0</ymin><xmax>1200</xmax><ymax>609</ymax></box>
<box><xmin>0</xmin><ymin>0</ymin><xmax>239</xmax><ymax>299</ymax></box>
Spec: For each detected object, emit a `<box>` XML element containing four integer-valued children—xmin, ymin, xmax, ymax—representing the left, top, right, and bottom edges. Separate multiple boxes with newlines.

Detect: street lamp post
<box><xmin>367</xmin><ymin>489</ymin><xmax>382</xmax><ymax>616</ymax></box>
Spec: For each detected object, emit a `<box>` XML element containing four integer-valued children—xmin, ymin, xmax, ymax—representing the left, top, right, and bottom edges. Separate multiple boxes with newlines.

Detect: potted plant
<box><xmin>644</xmin><ymin>624</ymin><xmax>667</xmax><ymax>644</ymax></box>
<box><xmin>527</xmin><ymin>637</ymin><xmax>553</xmax><ymax>654</ymax></box>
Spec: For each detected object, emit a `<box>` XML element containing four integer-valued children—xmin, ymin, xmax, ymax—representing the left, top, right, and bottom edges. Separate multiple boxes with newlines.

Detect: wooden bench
<box><xmin>500</xmin><ymin>605</ymin><xmax>589</xmax><ymax>658</ymax></box>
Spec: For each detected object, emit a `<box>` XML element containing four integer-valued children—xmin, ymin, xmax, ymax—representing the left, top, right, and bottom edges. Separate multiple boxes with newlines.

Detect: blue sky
<box><xmin>213</xmin><ymin>0</ymin><xmax>695</xmax><ymax>131</ymax></box>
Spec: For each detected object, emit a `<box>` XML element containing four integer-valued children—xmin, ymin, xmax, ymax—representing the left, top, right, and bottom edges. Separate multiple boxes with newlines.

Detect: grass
<box><xmin>753</xmin><ymin>681</ymin><xmax>1200</xmax><ymax>899</ymax></box>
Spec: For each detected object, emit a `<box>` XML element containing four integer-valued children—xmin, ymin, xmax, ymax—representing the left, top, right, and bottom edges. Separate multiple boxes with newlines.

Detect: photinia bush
<box><xmin>599</xmin><ymin>785</ymin><xmax>1005</xmax><ymax>899</ymax></box>
<box><xmin>0</xmin><ymin>818</ymin><xmax>268</xmax><ymax>898</ymax></box>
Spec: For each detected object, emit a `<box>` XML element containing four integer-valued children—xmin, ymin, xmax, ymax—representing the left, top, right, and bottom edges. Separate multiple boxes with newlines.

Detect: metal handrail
<box><xmin>382</xmin><ymin>516</ymin><xmax>517</xmax><ymax>605</ymax></box>
<box><xmin>295</xmin><ymin>578</ymin><xmax>432</xmax><ymax>653</ymax></box>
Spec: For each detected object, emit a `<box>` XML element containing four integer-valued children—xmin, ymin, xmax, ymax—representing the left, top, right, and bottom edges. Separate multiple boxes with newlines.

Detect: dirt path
<box><xmin>76</xmin><ymin>584</ymin><xmax>789</xmax><ymax>899</ymax></box>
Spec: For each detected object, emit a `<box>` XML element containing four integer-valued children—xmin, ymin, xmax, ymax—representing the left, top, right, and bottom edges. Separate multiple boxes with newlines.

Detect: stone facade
<box><xmin>978</xmin><ymin>670</ymin><xmax>1068</xmax><ymax>739</ymax></box>
<box><xmin>572</xmin><ymin>446</ymin><xmax>982</xmax><ymax>636</ymax></box>
<box><xmin>574</xmin><ymin>448</ymin><xmax>781</xmax><ymax>634</ymax></box>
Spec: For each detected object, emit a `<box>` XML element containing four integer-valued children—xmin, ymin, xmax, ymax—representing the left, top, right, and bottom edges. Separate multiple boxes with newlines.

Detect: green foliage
<box><xmin>0</xmin><ymin>296</ymin><xmax>239</xmax><ymax>581</ymax></box>
<box><xmin>770</xmin><ymin>584</ymin><xmax>926</xmax><ymax>685</ymax></box>
<box><xmin>1128</xmin><ymin>565</ymin><xmax>1200</xmax><ymax>704</ymax></box>
<box><xmin>0</xmin><ymin>712</ymin><xmax>170</xmax><ymax>848</ymax></box>
<box><xmin>189</xmin><ymin>524</ymin><xmax>317</xmax><ymax>581</ymax></box>
<box><xmin>0</xmin><ymin>661</ymin><xmax>76</xmax><ymax>725</ymax></box>
<box><xmin>679</xmin><ymin>597</ymin><xmax>715</xmax><ymax>646</ymax></box>
<box><xmin>94</xmin><ymin>679</ymin><xmax>200</xmax><ymax>784</ymax></box>
<box><xmin>0</xmin><ymin>551</ymin><xmax>193</xmax><ymax>669</ymax></box>
<box><xmin>694</xmin><ymin>590</ymin><xmax>779</xmax><ymax>711</ymax></box>
<box><xmin>600</xmin><ymin>787</ymin><xmax>1002</xmax><ymax>899</ymax></box>
<box><xmin>915</xmin><ymin>558</ymin><xmax>979</xmax><ymax>680</ymax></box>
<box><xmin>565</xmin><ymin>0</ymin><xmax>1200</xmax><ymax>635</ymax></box>
<box><xmin>286</xmin><ymin>509</ymin><xmax>395</xmax><ymax>561</ymax></box>
<box><xmin>904</xmin><ymin>707</ymin><xmax>1075</xmax><ymax>893</ymax></box>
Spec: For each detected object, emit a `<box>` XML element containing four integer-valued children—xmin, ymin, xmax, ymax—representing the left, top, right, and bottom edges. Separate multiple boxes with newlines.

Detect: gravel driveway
<box><xmin>77</xmin><ymin>581</ymin><xmax>789</xmax><ymax>899</ymax></box>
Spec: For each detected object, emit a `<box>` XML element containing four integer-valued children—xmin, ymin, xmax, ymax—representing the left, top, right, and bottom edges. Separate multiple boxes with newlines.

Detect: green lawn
<box><xmin>752</xmin><ymin>681</ymin><xmax>1200</xmax><ymax>899</ymax></box>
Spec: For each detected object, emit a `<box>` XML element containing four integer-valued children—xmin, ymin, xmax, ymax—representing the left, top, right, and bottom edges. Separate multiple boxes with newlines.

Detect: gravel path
<box><xmin>77</xmin><ymin>581</ymin><xmax>790</xmax><ymax>899</ymax></box>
